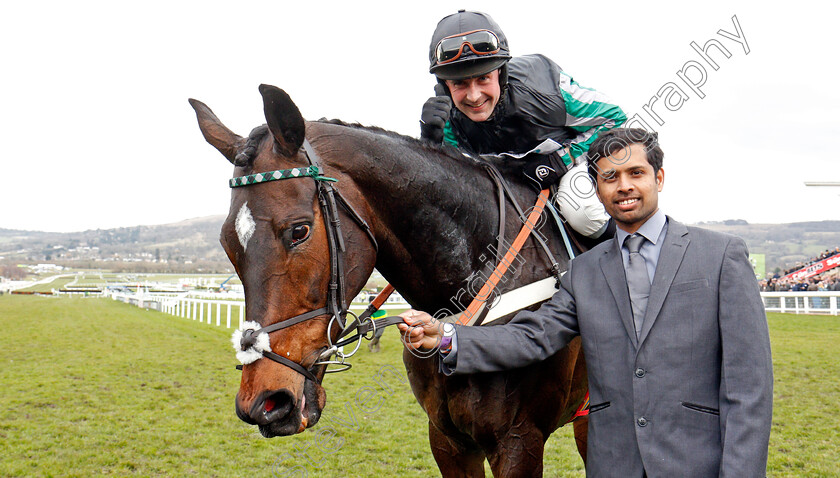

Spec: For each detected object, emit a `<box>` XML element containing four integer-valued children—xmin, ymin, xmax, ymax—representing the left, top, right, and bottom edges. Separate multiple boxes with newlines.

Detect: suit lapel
<box><xmin>638</xmin><ymin>219</ymin><xmax>690</xmax><ymax>347</ymax></box>
<box><xmin>600</xmin><ymin>239</ymin><xmax>638</xmax><ymax>348</ymax></box>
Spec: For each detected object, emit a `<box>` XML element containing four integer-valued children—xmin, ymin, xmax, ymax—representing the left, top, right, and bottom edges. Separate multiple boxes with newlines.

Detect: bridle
<box><xmin>230</xmin><ymin>138</ymin><xmax>397</xmax><ymax>383</ymax></box>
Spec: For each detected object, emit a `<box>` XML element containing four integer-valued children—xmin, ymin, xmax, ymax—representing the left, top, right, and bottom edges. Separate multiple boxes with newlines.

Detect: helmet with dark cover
<box><xmin>428</xmin><ymin>10</ymin><xmax>511</xmax><ymax>81</ymax></box>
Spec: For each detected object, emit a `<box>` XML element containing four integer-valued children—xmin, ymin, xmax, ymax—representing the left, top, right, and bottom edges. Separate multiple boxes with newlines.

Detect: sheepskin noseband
<box><xmin>231</xmin><ymin>321</ymin><xmax>271</xmax><ymax>365</ymax></box>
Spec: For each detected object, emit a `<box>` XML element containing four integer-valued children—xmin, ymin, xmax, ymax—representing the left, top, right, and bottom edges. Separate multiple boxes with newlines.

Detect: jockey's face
<box><xmin>594</xmin><ymin>143</ymin><xmax>664</xmax><ymax>234</ymax></box>
<box><xmin>445</xmin><ymin>69</ymin><xmax>501</xmax><ymax>122</ymax></box>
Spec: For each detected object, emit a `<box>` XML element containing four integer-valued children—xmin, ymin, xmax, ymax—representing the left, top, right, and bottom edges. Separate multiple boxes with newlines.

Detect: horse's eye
<box><xmin>289</xmin><ymin>224</ymin><xmax>311</xmax><ymax>246</ymax></box>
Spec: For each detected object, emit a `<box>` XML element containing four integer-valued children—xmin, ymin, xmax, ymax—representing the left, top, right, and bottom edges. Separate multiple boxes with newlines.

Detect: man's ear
<box><xmin>656</xmin><ymin>167</ymin><xmax>665</xmax><ymax>191</ymax></box>
<box><xmin>594</xmin><ymin>177</ymin><xmax>604</xmax><ymax>204</ymax></box>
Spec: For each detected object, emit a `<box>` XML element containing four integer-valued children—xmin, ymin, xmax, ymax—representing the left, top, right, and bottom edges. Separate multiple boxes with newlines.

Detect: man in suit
<box><xmin>398</xmin><ymin>128</ymin><xmax>773</xmax><ymax>477</ymax></box>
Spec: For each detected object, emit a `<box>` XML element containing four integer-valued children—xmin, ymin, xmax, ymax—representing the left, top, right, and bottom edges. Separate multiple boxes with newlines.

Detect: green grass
<box><xmin>14</xmin><ymin>276</ymin><xmax>75</xmax><ymax>293</ymax></box>
<box><xmin>68</xmin><ymin>274</ymin><xmax>107</xmax><ymax>287</ymax></box>
<box><xmin>766</xmin><ymin>313</ymin><xmax>840</xmax><ymax>477</ymax></box>
<box><xmin>0</xmin><ymin>296</ymin><xmax>436</xmax><ymax>477</ymax></box>
<box><xmin>0</xmin><ymin>298</ymin><xmax>836</xmax><ymax>477</ymax></box>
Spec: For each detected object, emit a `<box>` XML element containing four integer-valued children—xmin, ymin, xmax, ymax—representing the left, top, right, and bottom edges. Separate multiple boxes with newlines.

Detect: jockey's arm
<box><xmin>557</xmin><ymin>70</ymin><xmax>627</xmax><ymax>164</ymax></box>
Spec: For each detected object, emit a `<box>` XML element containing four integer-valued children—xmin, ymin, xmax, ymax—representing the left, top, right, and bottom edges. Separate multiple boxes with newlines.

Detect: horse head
<box><xmin>189</xmin><ymin>85</ymin><xmax>376</xmax><ymax>437</ymax></box>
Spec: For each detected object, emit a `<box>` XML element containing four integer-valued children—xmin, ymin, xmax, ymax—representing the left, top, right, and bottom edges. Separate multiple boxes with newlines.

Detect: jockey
<box><xmin>421</xmin><ymin>10</ymin><xmax>627</xmax><ymax>242</ymax></box>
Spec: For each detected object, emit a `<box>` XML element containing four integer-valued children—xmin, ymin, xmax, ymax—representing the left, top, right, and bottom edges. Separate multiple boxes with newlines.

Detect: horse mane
<box><xmin>314</xmin><ymin>118</ymin><xmax>522</xmax><ymax>179</ymax></box>
<box><xmin>233</xmin><ymin>118</ymin><xmax>522</xmax><ymax>181</ymax></box>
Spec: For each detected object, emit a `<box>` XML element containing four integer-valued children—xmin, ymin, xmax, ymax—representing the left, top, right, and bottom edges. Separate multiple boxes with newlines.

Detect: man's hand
<box><xmin>522</xmin><ymin>151</ymin><xmax>568</xmax><ymax>190</ymax></box>
<box><xmin>397</xmin><ymin>309</ymin><xmax>442</xmax><ymax>351</ymax></box>
<box><xmin>420</xmin><ymin>84</ymin><xmax>451</xmax><ymax>143</ymax></box>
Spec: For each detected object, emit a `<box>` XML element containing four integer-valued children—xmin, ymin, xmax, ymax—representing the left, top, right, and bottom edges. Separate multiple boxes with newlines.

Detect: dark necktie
<box><xmin>625</xmin><ymin>234</ymin><xmax>651</xmax><ymax>339</ymax></box>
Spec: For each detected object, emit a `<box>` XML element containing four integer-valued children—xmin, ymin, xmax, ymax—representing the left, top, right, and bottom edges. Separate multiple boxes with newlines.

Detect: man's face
<box><xmin>444</xmin><ymin>69</ymin><xmax>501</xmax><ymax>122</ymax></box>
<box><xmin>594</xmin><ymin>143</ymin><xmax>664</xmax><ymax>234</ymax></box>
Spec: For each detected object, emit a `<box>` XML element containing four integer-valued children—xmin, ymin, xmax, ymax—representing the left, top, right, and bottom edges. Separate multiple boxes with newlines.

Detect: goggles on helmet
<box><xmin>434</xmin><ymin>29</ymin><xmax>501</xmax><ymax>65</ymax></box>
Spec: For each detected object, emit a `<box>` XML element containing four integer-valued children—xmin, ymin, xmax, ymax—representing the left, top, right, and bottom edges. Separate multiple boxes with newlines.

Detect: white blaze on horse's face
<box><xmin>236</xmin><ymin>202</ymin><xmax>256</xmax><ymax>251</ymax></box>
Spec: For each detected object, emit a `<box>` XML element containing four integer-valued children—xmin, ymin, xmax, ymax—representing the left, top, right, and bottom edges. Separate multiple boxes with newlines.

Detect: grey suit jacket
<box><xmin>449</xmin><ymin>218</ymin><xmax>773</xmax><ymax>477</ymax></box>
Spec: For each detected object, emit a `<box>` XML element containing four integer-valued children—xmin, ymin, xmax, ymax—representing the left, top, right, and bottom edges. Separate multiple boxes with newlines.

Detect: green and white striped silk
<box><xmin>558</xmin><ymin>70</ymin><xmax>627</xmax><ymax>164</ymax></box>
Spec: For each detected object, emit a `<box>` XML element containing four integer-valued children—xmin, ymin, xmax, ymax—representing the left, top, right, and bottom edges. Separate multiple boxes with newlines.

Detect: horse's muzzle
<box><xmin>235</xmin><ymin>383</ymin><xmax>323</xmax><ymax>437</ymax></box>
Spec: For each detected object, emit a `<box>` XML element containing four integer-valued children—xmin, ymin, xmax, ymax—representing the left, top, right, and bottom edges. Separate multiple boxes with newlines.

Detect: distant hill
<box><xmin>0</xmin><ymin>216</ymin><xmax>229</xmax><ymax>273</ymax></box>
<box><xmin>692</xmin><ymin>221</ymin><xmax>840</xmax><ymax>275</ymax></box>
<box><xmin>2</xmin><ymin>218</ymin><xmax>838</xmax><ymax>276</ymax></box>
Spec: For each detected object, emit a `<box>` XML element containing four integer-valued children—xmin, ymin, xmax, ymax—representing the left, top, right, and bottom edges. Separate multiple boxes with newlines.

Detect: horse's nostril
<box><xmin>262</xmin><ymin>389</ymin><xmax>295</xmax><ymax>421</ymax></box>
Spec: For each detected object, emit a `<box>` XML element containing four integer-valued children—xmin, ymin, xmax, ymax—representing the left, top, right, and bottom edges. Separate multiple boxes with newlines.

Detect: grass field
<box><xmin>12</xmin><ymin>272</ymin><xmax>244</xmax><ymax>295</ymax></box>
<box><xmin>13</xmin><ymin>276</ymin><xmax>76</xmax><ymax>293</ymax></box>
<box><xmin>0</xmin><ymin>296</ymin><xmax>837</xmax><ymax>477</ymax></box>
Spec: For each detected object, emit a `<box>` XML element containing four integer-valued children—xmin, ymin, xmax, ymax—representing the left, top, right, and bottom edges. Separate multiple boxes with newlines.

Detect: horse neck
<box><xmin>310</xmin><ymin>122</ymin><xmax>560</xmax><ymax>313</ymax></box>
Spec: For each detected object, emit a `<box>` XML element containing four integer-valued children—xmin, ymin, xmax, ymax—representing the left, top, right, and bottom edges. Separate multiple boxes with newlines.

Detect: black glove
<box><xmin>522</xmin><ymin>151</ymin><xmax>568</xmax><ymax>190</ymax></box>
<box><xmin>420</xmin><ymin>84</ymin><xmax>452</xmax><ymax>143</ymax></box>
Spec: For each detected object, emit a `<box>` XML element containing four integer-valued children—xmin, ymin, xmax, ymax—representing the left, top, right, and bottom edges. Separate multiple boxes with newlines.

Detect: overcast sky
<box><xmin>1</xmin><ymin>0</ymin><xmax>837</xmax><ymax>232</ymax></box>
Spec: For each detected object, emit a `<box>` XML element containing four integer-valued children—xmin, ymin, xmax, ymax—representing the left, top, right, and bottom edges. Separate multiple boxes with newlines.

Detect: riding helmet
<box><xmin>428</xmin><ymin>10</ymin><xmax>511</xmax><ymax>81</ymax></box>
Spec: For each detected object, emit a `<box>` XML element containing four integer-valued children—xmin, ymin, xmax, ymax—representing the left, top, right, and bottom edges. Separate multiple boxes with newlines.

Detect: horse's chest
<box><xmin>426</xmin><ymin>375</ymin><xmax>521</xmax><ymax>437</ymax></box>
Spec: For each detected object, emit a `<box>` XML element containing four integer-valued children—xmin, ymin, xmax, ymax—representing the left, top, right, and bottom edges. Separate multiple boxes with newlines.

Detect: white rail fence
<box><xmin>760</xmin><ymin>292</ymin><xmax>840</xmax><ymax>316</ymax></box>
<box><xmin>111</xmin><ymin>290</ymin><xmax>840</xmax><ymax>328</ymax></box>
<box><xmin>110</xmin><ymin>292</ymin><xmax>410</xmax><ymax>329</ymax></box>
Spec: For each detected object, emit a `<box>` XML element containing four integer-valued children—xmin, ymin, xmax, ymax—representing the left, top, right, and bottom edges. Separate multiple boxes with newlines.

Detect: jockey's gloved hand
<box><xmin>420</xmin><ymin>84</ymin><xmax>452</xmax><ymax>143</ymax></box>
<box><xmin>522</xmin><ymin>151</ymin><xmax>568</xmax><ymax>190</ymax></box>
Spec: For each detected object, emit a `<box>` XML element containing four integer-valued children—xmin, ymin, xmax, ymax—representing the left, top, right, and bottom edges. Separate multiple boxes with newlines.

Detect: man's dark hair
<box><xmin>587</xmin><ymin>128</ymin><xmax>663</xmax><ymax>180</ymax></box>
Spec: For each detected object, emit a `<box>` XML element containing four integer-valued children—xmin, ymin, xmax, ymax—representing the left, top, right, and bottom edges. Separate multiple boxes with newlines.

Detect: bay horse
<box><xmin>190</xmin><ymin>84</ymin><xmax>588</xmax><ymax>477</ymax></box>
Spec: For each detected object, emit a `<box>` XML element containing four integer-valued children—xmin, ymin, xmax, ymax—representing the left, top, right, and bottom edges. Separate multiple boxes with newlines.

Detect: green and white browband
<box><xmin>229</xmin><ymin>165</ymin><xmax>337</xmax><ymax>188</ymax></box>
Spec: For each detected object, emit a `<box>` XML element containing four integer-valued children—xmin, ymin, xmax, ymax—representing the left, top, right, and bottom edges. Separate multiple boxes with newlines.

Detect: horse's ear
<box><xmin>259</xmin><ymin>84</ymin><xmax>305</xmax><ymax>156</ymax></box>
<box><xmin>189</xmin><ymin>98</ymin><xmax>243</xmax><ymax>164</ymax></box>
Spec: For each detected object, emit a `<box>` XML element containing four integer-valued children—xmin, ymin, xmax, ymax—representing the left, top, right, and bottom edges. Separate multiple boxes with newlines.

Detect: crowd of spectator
<box><xmin>760</xmin><ymin>275</ymin><xmax>840</xmax><ymax>293</ymax></box>
<box><xmin>758</xmin><ymin>246</ymin><xmax>840</xmax><ymax>295</ymax></box>
<box><xmin>780</xmin><ymin>246</ymin><xmax>840</xmax><ymax>276</ymax></box>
